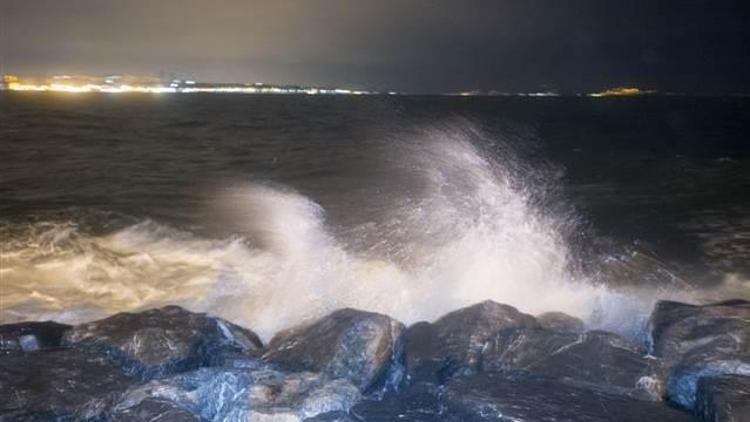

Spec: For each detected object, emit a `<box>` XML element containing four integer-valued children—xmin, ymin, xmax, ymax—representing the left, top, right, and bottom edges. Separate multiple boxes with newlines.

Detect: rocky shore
<box><xmin>1</xmin><ymin>299</ymin><xmax>748</xmax><ymax>421</ymax></box>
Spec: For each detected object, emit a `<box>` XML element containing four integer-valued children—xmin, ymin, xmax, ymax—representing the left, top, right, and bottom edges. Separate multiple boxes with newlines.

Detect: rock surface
<box><xmin>350</xmin><ymin>382</ymin><xmax>444</xmax><ymax>421</ymax></box>
<box><xmin>0</xmin><ymin>321</ymin><xmax>71</xmax><ymax>353</ymax></box>
<box><xmin>263</xmin><ymin>308</ymin><xmax>406</xmax><ymax>394</ymax></box>
<box><xmin>353</xmin><ymin>372</ymin><xmax>690</xmax><ymax>422</ymax></box>
<box><xmin>4</xmin><ymin>300</ymin><xmax>749</xmax><ymax>421</ymax></box>
<box><xmin>0</xmin><ymin>348</ymin><xmax>138</xmax><ymax>419</ymax></box>
<box><xmin>442</xmin><ymin>372</ymin><xmax>690</xmax><ymax>422</ymax></box>
<box><xmin>109</xmin><ymin>398</ymin><xmax>201</xmax><ymax>422</ymax></box>
<box><xmin>483</xmin><ymin>328</ymin><xmax>664</xmax><ymax>399</ymax></box>
<box><xmin>695</xmin><ymin>375</ymin><xmax>750</xmax><ymax>422</ymax></box>
<box><xmin>404</xmin><ymin>300</ymin><xmax>539</xmax><ymax>383</ymax></box>
<box><xmin>106</xmin><ymin>365</ymin><xmax>362</xmax><ymax>421</ymax></box>
<box><xmin>648</xmin><ymin>299</ymin><xmax>750</xmax><ymax>408</ymax></box>
<box><xmin>537</xmin><ymin>311</ymin><xmax>586</xmax><ymax>333</ymax></box>
<box><xmin>305</xmin><ymin>410</ymin><xmax>358</xmax><ymax>421</ymax></box>
<box><xmin>63</xmin><ymin>305</ymin><xmax>263</xmax><ymax>379</ymax></box>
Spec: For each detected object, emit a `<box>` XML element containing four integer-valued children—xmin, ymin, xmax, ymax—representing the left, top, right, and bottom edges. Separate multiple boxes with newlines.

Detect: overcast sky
<box><xmin>2</xmin><ymin>0</ymin><xmax>749</xmax><ymax>93</ymax></box>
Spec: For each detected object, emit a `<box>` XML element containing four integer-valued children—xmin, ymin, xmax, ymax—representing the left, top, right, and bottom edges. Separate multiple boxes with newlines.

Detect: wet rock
<box><xmin>537</xmin><ymin>311</ymin><xmax>586</xmax><ymax>333</ymax></box>
<box><xmin>648</xmin><ymin>299</ymin><xmax>750</xmax><ymax>408</ymax></box>
<box><xmin>0</xmin><ymin>321</ymin><xmax>71</xmax><ymax>353</ymax></box>
<box><xmin>482</xmin><ymin>328</ymin><xmax>663</xmax><ymax>399</ymax></box>
<box><xmin>108</xmin><ymin>367</ymin><xmax>251</xmax><ymax>421</ymax></box>
<box><xmin>108</xmin><ymin>365</ymin><xmax>362</xmax><ymax>422</ymax></box>
<box><xmin>63</xmin><ymin>305</ymin><xmax>263</xmax><ymax>379</ymax></box>
<box><xmin>0</xmin><ymin>410</ymin><xmax>73</xmax><ymax>421</ymax></box>
<box><xmin>404</xmin><ymin>300</ymin><xmax>539</xmax><ymax>383</ymax></box>
<box><xmin>0</xmin><ymin>348</ymin><xmax>137</xmax><ymax>419</ymax></box>
<box><xmin>441</xmin><ymin>372</ymin><xmax>691</xmax><ymax>422</ymax></box>
<box><xmin>402</xmin><ymin>321</ymin><xmax>443</xmax><ymax>383</ymax></box>
<box><xmin>304</xmin><ymin>410</ymin><xmax>358</xmax><ymax>421</ymax></box>
<box><xmin>245</xmin><ymin>375</ymin><xmax>361</xmax><ymax>421</ymax></box>
<box><xmin>263</xmin><ymin>308</ymin><xmax>405</xmax><ymax>393</ymax></box>
<box><xmin>11</xmin><ymin>299</ymin><xmax>746</xmax><ymax>421</ymax></box>
<box><xmin>353</xmin><ymin>372</ymin><xmax>691</xmax><ymax>422</ymax></box>
<box><xmin>109</xmin><ymin>398</ymin><xmax>200</xmax><ymax>422</ymax></box>
<box><xmin>350</xmin><ymin>382</ymin><xmax>445</xmax><ymax>421</ymax></box>
<box><xmin>695</xmin><ymin>375</ymin><xmax>750</xmax><ymax>422</ymax></box>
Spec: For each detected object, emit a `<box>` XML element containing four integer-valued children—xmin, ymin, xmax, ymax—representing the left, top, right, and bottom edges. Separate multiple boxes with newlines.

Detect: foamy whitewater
<box><xmin>3</xmin><ymin>125</ymin><xmax>738</xmax><ymax>341</ymax></box>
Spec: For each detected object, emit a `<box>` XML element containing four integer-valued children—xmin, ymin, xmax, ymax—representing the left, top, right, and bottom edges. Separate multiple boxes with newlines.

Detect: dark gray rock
<box><xmin>695</xmin><ymin>375</ymin><xmax>750</xmax><ymax>422</ymax></box>
<box><xmin>649</xmin><ymin>300</ymin><xmax>750</xmax><ymax>359</ymax></box>
<box><xmin>648</xmin><ymin>299</ymin><xmax>750</xmax><ymax>408</ymax></box>
<box><xmin>304</xmin><ymin>410</ymin><xmax>358</xmax><ymax>421</ymax></box>
<box><xmin>537</xmin><ymin>311</ymin><xmax>586</xmax><ymax>333</ymax></box>
<box><xmin>11</xmin><ymin>299</ymin><xmax>748</xmax><ymax>421</ymax></box>
<box><xmin>0</xmin><ymin>410</ymin><xmax>72</xmax><ymax>421</ymax></box>
<box><xmin>0</xmin><ymin>348</ymin><xmax>137</xmax><ymax>420</ymax></box>
<box><xmin>482</xmin><ymin>328</ymin><xmax>664</xmax><ymax>399</ymax></box>
<box><xmin>442</xmin><ymin>372</ymin><xmax>691</xmax><ymax>422</ymax></box>
<box><xmin>243</xmin><ymin>371</ymin><xmax>361</xmax><ymax>421</ymax></box>
<box><xmin>108</xmin><ymin>366</ymin><xmax>251</xmax><ymax>421</ymax></box>
<box><xmin>108</xmin><ymin>399</ymin><xmax>200</xmax><ymax>422</ymax></box>
<box><xmin>0</xmin><ymin>321</ymin><xmax>71</xmax><ymax>353</ymax></box>
<box><xmin>108</xmin><ymin>365</ymin><xmax>362</xmax><ymax>422</ymax></box>
<box><xmin>352</xmin><ymin>373</ymin><xmax>691</xmax><ymax>422</ymax></box>
<box><xmin>63</xmin><ymin>305</ymin><xmax>263</xmax><ymax>379</ymax></box>
<box><xmin>402</xmin><ymin>321</ymin><xmax>443</xmax><ymax>383</ymax></box>
<box><xmin>263</xmin><ymin>308</ymin><xmax>406</xmax><ymax>394</ymax></box>
<box><xmin>404</xmin><ymin>300</ymin><xmax>539</xmax><ymax>383</ymax></box>
<box><xmin>350</xmin><ymin>382</ymin><xmax>446</xmax><ymax>421</ymax></box>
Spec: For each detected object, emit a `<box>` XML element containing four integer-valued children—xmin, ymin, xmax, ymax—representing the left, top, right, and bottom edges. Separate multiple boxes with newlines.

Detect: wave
<box><xmin>1</xmin><ymin>125</ymin><xmax>744</xmax><ymax>340</ymax></box>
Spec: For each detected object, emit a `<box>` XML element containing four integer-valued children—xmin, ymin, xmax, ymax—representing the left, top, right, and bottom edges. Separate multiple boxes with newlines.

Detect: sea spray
<box><xmin>0</xmin><ymin>124</ymin><xmax>735</xmax><ymax>340</ymax></box>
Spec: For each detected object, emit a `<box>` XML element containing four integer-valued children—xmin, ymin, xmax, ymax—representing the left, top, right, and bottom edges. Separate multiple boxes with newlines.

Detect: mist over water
<box><xmin>1</xmin><ymin>95</ymin><xmax>748</xmax><ymax>341</ymax></box>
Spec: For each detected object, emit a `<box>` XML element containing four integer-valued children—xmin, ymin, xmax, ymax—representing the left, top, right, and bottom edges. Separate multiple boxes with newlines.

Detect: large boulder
<box><xmin>350</xmin><ymin>382</ymin><xmax>445</xmax><ymax>421</ymax></box>
<box><xmin>352</xmin><ymin>372</ymin><xmax>691</xmax><ymax>422</ymax></box>
<box><xmin>110</xmin><ymin>366</ymin><xmax>253</xmax><ymax>421</ymax></box>
<box><xmin>245</xmin><ymin>374</ymin><xmax>361</xmax><ymax>421</ymax></box>
<box><xmin>63</xmin><ymin>305</ymin><xmax>263</xmax><ymax>379</ymax></box>
<box><xmin>404</xmin><ymin>300</ymin><xmax>539</xmax><ymax>383</ymax></box>
<box><xmin>442</xmin><ymin>372</ymin><xmax>691</xmax><ymax>422</ymax></box>
<box><xmin>0</xmin><ymin>348</ymin><xmax>138</xmax><ymax>420</ymax></box>
<box><xmin>0</xmin><ymin>321</ymin><xmax>71</xmax><ymax>353</ymax></box>
<box><xmin>263</xmin><ymin>308</ymin><xmax>406</xmax><ymax>394</ymax></box>
<box><xmin>648</xmin><ymin>299</ymin><xmax>750</xmax><ymax>408</ymax></box>
<box><xmin>695</xmin><ymin>375</ymin><xmax>750</xmax><ymax>422</ymax></box>
<box><xmin>537</xmin><ymin>311</ymin><xmax>586</xmax><ymax>333</ymax></box>
<box><xmin>482</xmin><ymin>328</ymin><xmax>664</xmax><ymax>399</ymax></box>
<box><xmin>108</xmin><ymin>399</ymin><xmax>200</xmax><ymax>422</ymax></box>
<box><xmin>305</xmin><ymin>410</ymin><xmax>358</xmax><ymax>421</ymax></box>
<box><xmin>106</xmin><ymin>365</ymin><xmax>362</xmax><ymax>422</ymax></box>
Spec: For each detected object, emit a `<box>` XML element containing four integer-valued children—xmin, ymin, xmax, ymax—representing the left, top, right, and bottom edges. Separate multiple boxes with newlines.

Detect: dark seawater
<box><xmin>1</xmin><ymin>92</ymin><xmax>749</xmax><ymax>338</ymax></box>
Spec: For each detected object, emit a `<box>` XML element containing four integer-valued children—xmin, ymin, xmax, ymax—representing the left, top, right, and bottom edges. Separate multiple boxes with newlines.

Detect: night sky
<box><xmin>3</xmin><ymin>0</ymin><xmax>750</xmax><ymax>94</ymax></box>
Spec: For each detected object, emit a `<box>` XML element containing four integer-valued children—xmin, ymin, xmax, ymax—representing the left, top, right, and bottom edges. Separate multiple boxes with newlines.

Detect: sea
<box><xmin>1</xmin><ymin>93</ymin><xmax>748</xmax><ymax>340</ymax></box>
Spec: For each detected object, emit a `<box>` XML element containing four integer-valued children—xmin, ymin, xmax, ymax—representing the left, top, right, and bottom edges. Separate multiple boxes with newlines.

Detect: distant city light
<box><xmin>0</xmin><ymin>75</ymin><xmax>657</xmax><ymax>97</ymax></box>
<box><xmin>0</xmin><ymin>74</ymin><xmax>381</xmax><ymax>95</ymax></box>
<box><xmin>587</xmin><ymin>87</ymin><xmax>656</xmax><ymax>97</ymax></box>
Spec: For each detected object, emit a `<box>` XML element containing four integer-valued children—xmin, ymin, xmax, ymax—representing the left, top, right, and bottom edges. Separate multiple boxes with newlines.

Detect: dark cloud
<box><xmin>3</xmin><ymin>0</ymin><xmax>750</xmax><ymax>93</ymax></box>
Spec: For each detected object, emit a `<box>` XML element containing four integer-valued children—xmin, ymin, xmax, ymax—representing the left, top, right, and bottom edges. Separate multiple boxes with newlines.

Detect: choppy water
<box><xmin>1</xmin><ymin>93</ymin><xmax>748</xmax><ymax>339</ymax></box>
